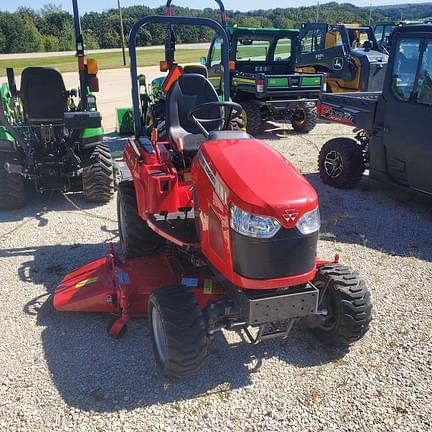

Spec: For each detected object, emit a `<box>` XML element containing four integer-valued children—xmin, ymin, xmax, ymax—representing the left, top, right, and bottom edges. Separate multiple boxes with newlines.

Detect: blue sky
<box><xmin>1</xmin><ymin>1</ymin><xmax>431</xmax><ymax>14</ymax></box>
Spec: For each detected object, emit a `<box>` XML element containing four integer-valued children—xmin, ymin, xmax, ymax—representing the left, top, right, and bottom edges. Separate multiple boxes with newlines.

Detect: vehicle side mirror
<box><xmin>200</xmin><ymin>56</ymin><xmax>207</xmax><ymax>66</ymax></box>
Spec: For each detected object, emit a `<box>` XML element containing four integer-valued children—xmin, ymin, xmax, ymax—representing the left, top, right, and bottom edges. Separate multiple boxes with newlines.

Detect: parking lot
<box><xmin>0</xmin><ymin>68</ymin><xmax>431</xmax><ymax>431</ymax></box>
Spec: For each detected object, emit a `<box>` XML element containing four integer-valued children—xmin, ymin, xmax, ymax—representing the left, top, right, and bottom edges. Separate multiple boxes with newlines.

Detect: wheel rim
<box><xmin>151</xmin><ymin>306</ymin><xmax>167</xmax><ymax>363</ymax></box>
<box><xmin>293</xmin><ymin>108</ymin><xmax>306</xmax><ymax>125</ymax></box>
<box><xmin>319</xmin><ymin>295</ymin><xmax>337</xmax><ymax>332</ymax></box>
<box><xmin>324</xmin><ymin>150</ymin><xmax>344</xmax><ymax>178</ymax></box>
<box><xmin>316</xmin><ymin>281</ymin><xmax>337</xmax><ymax>332</ymax></box>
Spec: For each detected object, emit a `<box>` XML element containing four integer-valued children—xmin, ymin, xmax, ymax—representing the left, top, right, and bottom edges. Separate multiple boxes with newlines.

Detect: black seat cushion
<box><xmin>20</xmin><ymin>67</ymin><xmax>67</xmax><ymax>124</ymax></box>
<box><xmin>166</xmin><ymin>74</ymin><xmax>223</xmax><ymax>156</ymax></box>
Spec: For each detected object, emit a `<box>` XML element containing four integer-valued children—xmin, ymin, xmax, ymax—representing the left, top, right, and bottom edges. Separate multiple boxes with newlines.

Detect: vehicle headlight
<box><xmin>230</xmin><ymin>204</ymin><xmax>280</xmax><ymax>239</ymax></box>
<box><xmin>296</xmin><ymin>207</ymin><xmax>320</xmax><ymax>235</ymax></box>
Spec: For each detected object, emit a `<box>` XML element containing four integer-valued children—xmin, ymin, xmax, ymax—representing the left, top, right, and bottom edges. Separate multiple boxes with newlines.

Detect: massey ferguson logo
<box><xmin>283</xmin><ymin>209</ymin><xmax>298</xmax><ymax>222</ymax></box>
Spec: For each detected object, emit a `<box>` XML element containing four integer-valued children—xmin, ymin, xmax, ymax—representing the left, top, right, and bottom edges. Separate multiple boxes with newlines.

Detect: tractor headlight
<box><xmin>230</xmin><ymin>204</ymin><xmax>280</xmax><ymax>239</ymax></box>
<box><xmin>296</xmin><ymin>207</ymin><xmax>320</xmax><ymax>235</ymax></box>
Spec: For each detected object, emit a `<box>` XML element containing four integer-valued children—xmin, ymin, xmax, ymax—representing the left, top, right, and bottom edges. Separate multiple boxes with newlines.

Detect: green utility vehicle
<box><xmin>203</xmin><ymin>26</ymin><xmax>325</xmax><ymax>135</ymax></box>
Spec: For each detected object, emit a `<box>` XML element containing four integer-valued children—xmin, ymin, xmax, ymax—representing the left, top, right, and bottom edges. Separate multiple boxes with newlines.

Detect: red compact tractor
<box><xmin>54</xmin><ymin>16</ymin><xmax>372</xmax><ymax>378</ymax></box>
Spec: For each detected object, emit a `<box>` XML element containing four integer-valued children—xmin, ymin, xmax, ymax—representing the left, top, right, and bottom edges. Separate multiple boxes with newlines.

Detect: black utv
<box><xmin>317</xmin><ymin>25</ymin><xmax>432</xmax><ymax>196</ymax></box>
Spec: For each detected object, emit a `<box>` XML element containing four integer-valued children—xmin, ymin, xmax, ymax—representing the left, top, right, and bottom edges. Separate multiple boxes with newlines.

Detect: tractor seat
<box><xmin>20</xmin><ymin>67</ymin><xmax>67</xmax><ymax>125</ymax></box>
<box><xmin>166</xmin><ymin>74</ymin><xmax>223</xmax><ymax>157</ymax></box>
<box><xmin>183</xmin><ymin>64</ymin><xmax>208</xmax><ymax>78</ymax></box>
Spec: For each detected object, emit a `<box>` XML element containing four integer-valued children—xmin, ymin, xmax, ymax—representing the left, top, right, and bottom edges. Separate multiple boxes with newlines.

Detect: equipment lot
<box><xmin>0</xmin><ymin>68</ymin><xmax>431</xmax><ymax>431</ymax></box>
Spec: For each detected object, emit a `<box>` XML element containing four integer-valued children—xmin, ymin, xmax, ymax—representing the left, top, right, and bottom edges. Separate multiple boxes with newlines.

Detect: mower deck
<box><xmin>53</xmin><ymin>244</ymin><xmax>224</xmax><ymax>336</ymax></box>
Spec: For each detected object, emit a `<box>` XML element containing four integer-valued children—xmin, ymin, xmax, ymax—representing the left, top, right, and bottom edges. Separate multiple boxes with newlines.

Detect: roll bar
<box><xmin>165</xmin><ymin>0</ymin><xmax>228</xmax><ymax>28</ymax></box>
<box><xmin>128</xmin><ymin>15</ymin><xmax>230</xmax><ymax>137</ymax></box>
<box><xmin>72</xmin><ymin>0</ymin><xmax>87</xmax><ymax>110</ymax></box>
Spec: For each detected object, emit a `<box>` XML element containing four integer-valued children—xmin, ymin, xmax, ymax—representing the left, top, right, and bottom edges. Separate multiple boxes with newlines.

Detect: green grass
<box><xmin>0</xmin><ymin>48</ymin><xmax>208</xmax><ymax>75</ymax></box>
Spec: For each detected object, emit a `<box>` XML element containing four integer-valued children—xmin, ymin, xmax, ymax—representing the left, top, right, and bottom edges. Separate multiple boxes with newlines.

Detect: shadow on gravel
<box><xmin>13</xmin><ymin>237</ymin><xmax>348</xmax><ymax>413</ymax></box>
<box><xmin>305</xmin><ymin>173</ymin><xmax>432</xmax><ymax>261</ymax></box>
<box><xmin>255</xmin><ymin>118</ymin><xmax>332</xmax><ymax>141</ymax></box>
<box><xmin>26</xmin><ymin>292</ymin><xmax>348</xmax><ymax>413</ymax></box>
<box><xmin>6</xmin><ymin>238</ymin><xmax>348</xmax><ymax>412</ymax></box>
<box><xmin>0</xmin><ymin>190</ymin><xmax>110</xmax><ymax>225</ymax></box>
<box><xmin>0</xmin><ymin>242</ymin><xmax>115</xmax><ymax>286</ymax></box>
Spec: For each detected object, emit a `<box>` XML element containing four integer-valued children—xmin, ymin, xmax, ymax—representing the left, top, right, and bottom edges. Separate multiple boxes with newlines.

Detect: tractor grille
<box><xmin>231</xmin><ymin>227</ymin><xmax>318</xmax><ymax>280</ymax></box>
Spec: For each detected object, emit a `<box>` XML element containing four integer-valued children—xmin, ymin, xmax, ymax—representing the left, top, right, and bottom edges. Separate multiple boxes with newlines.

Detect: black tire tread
<box><xmin>82</xmin><ymin>144</ymin><xmax>114</xmax><ymax>203</ymax></box>
<box><xmin>241</xmin><ymin>101</ymin><xmax>262</xmax><ymax>136</ymax></box>
<box><xmin>291</xmin><ymin>103</ymin><xmax>317</xmax><ymax>133</ymax></box>
<box><xmin>0</xmin><ymin>153</ymin><xmax>25</xmax><ymax>210</ymax></box>
<box><xmin>313</xmin><ymin>264</ymin><xmax>372</xmax><ymax>345</ymax></box>
<box><xmin>148</xmin><ymin>285</ymin><xmax>208</xmax><ymax>378</ymax></box>
<box><xmin>318</xmin><ymin>137</ymin><xmax>365</xmax><ymax>189</ymax></box>
<box><xmin>117</xmin><ymin>181</ymin><xmax>164</xmax><ymax>258</ymax></box>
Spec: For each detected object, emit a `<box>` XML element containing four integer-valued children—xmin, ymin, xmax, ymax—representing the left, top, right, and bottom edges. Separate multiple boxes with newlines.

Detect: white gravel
<box><xmin>0</xmin><ymin>122</ymin><xmax>431</xmax><ymax>431</ymax></box>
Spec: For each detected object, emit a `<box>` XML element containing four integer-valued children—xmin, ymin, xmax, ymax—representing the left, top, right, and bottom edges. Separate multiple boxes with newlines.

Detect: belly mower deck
<box><xmin>53</xmin><ymin>244</ymin><xmax>224</xmax><ymax>337</ymax></box>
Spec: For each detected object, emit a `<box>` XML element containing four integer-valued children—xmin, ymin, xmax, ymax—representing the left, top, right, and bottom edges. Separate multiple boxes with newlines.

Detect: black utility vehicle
<box><xmin>317</xmin><ymin>25</ymin><xmax>432</xmax><ymax>196</ymax></box>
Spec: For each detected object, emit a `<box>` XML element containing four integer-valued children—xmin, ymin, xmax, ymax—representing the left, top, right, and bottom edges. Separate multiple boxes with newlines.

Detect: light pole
<box><xmin>316</xmin><ymin>2</ymin><xmax>319</xmax><ymax>23</ymax></box>
<box><xmin>117</xmin><ymin>0</ymin><xmax>127</xmax><ymax>66</ymax></box>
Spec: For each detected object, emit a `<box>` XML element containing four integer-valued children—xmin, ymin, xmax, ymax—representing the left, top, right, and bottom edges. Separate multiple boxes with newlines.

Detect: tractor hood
<box><xmin>351</xmin><ymin>48</ymin><xmax>388</xmax><ymax>64</ymax></box>
<box><xmin>199</xmin><ymin>137</ymin><xmax>318</xmax><ymax>228</ymax></box>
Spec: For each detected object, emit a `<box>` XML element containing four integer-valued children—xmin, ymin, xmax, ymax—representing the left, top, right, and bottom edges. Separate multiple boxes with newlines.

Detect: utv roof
<box><xmin>229</xmin><ymin>26</ymin><xmax>298</xmax><ymax>33</ymax></box>
<box><xmin>374</xmin><ymin>21</ymin><xmax>423</xmax><ymax>26</ymax></box>
<box><xmin>392</xmin><ymin>24</ymin><xmax>432</xmax><ymax>34</ymax></box>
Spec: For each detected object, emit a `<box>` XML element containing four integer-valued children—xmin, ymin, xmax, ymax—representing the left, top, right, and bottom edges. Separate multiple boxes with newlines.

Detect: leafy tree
<box><xmin>40</xmin><ymin>4</ymin><xmax>64</xmax><ymax>16</ymax></box>
<box><xmin>0</xmin><ymin>13</ymin><xmax>44</xmax><ymax>53</ymax></box>
<box><xmin>83</xmin><ymin>30</ymin><xmax>100</xmax><ymax>50</ymax></box>
<box><xmin>0</xmin><ymin>30</ymin><xmax>5</xmax><ymax>53</ymax></box>
<box><xmin>3</xmin><ymin>2</ymin><xmax>432</xmax><ymax>54</ymax></box>
<box><xmin>44</xmin><ymin>35</ymin><xmax>60</xmax><ymax>51</ymax></box>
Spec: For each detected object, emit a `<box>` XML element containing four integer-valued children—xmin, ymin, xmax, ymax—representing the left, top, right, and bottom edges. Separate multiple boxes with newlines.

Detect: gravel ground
<box><xmin>0</xmin><ymin>121</ymin><xmax>431</xmax><ymax>432</ymax></box>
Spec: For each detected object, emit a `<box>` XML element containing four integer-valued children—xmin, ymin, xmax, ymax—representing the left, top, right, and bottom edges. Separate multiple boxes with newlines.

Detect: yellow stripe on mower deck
<box><xmin>75</xmin><ymin>276</ymin><xmax>98</xmax><ymax>289</ymax></box>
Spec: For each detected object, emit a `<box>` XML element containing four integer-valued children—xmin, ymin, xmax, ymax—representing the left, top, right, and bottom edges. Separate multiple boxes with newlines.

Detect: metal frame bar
<box><xmin>72</xmin><ymin>0</ymin><xmax>88</xmax><ymax>110</ymax></box>
<box><xmin>128</xmin><ymin>15</ymin><xmax>230</xmax><ymax>137</ymax></box>
<box><xmin>166</xmin><ymin>0</ymin><xmax>227</xmax><ymax>29</ymax></box>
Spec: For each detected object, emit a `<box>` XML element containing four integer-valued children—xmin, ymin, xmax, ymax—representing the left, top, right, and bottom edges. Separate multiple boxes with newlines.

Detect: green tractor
<box><xmin>0</xmin><ymin>0</ymin><xmax>114</xmax><ymax>210</ymax></box>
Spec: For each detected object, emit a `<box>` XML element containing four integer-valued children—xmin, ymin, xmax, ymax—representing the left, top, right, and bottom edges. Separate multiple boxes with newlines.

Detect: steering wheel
<box><xmin>188</xmin><ymin>101</ymin><xmax>243</xmax><ymax>137</ymax></box>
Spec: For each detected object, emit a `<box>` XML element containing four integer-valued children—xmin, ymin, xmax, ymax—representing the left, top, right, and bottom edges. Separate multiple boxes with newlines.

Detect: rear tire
<box><xmin>241</xmin><ymin>101</ymin><xmax>262</xmax><ymax>136</ymax></box>
<box><xmin>318</xmin><ymin>138</ymin><xmax>365</xmax><ymax>189</ymax></box>
<box><xmin>148</xmin><ymin>285</ymin><xmax>208</xmax><ymax>379</ymax></box>
<box><xmin>0</xmin><ymin>154</ymin><xmax>25</xmax><ymax>210</ymax></box>
<box><xmin>312</xmin><ymin>264</ymin><xmax>372</xmax><ymax>345</ymax></box>
<box><xmin>291</xmin><ymin>103</ymin><xmax>317</xmax><ymax>133</ymax></box>
<box><xmin>82</xmin><ymin>144</ymin><xmax>114</xmax><ymax>203</ymax></box>
<box><xmin>117</xmin><ymin>181</ymin><xmax>164</xmax><ymax>259</ymax></box>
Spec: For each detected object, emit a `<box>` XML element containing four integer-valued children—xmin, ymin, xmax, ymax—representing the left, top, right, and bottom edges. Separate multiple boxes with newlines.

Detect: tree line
<box><xmin>0</xmin><ymin>2</ymin><xmax>430</xmax><ymax>54</ymax></box>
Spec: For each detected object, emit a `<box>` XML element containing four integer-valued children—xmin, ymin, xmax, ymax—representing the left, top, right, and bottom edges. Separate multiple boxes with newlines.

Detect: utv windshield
<box><xmin>234</xmin><ymin>33</ymin><xmax>294</xmax><ymax>63</ymax></box>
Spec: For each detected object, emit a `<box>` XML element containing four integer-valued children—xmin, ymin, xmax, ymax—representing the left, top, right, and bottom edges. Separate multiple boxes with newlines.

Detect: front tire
<box><xmin>318</xmin><ymin>137</ymin><xmax>365</xmax><ymax>189</ymax></box>
<box><xmin>291</xmin><ymin>103</ymin><xmax>317</xmax><ymax>133</ymax></box>
<box><xmin>82</xmin><ymin>144</ymin><xmax>115</xmax><ymax>203</ymax></box>
<box><xmin>241</xmin><ymin>101</ymin><xmax>262</xmax><ymax>136</ymax></box>
<box><xmin>0</xmin><ymin>153</ymin><xmax>25</xmax><ymax>210</ymax></box>
<box><xmin>117</xmin><ymin>181</ymin><xmax>164</xmax><ymax>259</ymax></box>
<box><xmin>312</xmin><ymin>264</ymin><xmax>372</xmax><ymax>345</ymax></box>
<box><xmin>148</xmin><ymin>286</ymin><xmax>208</xmax><ymax>378</ymax></box>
